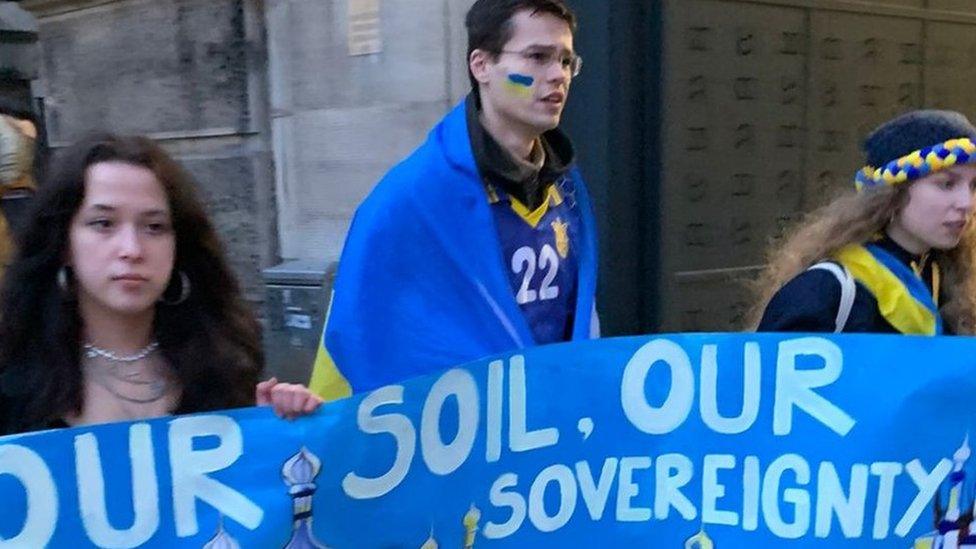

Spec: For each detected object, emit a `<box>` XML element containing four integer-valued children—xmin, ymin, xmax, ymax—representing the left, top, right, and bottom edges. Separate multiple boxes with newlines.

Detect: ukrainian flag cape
<box><xmin>309</xmin><ymin>99</ymin><xmax>599</xmax><ymax>400</ymax></box>
<box><xmin>835</xmin><ymin>243</ymin><xmax>944</xmax><ymax>335</ymax></box>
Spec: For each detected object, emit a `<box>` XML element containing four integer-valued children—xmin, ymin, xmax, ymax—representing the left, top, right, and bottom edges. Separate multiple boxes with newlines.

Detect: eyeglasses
<box><xmin>498</xmin><ymin>47</ymin><xmax>582</xmax><ymax>78</ymax></box>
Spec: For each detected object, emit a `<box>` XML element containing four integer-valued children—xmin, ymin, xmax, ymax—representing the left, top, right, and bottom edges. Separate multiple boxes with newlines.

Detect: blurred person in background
<box><xmin>0</xmin><ymin>99</ymin><xmax>42</xmax><ymax>274</ymax></box>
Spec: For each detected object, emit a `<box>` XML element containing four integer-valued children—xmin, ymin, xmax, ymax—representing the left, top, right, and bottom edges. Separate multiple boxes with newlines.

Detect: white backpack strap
<box><xmin>807</xmin><ymin>262</ymin><xmax>856</xmax><ymax>333</ymax></box>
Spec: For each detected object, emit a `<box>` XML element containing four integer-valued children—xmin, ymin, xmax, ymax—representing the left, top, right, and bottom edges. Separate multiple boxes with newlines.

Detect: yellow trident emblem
<box><xmin>551</xmin><ymin>217</ymin><xmax>570</xmax><ymax>259</ymax></box>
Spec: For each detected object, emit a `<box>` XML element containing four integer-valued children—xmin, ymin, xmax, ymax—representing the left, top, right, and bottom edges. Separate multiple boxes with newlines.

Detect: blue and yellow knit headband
<box><xmin>854</xmin><ymin>137</ymin><xmax>976</xmax><ymax>191</ymax></box>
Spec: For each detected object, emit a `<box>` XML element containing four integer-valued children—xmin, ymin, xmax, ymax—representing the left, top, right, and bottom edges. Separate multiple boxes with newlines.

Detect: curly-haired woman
<box><xmin>752</xmin><ymin>110</ymin><xmax>976</xmax><ymax>335</ymax></box>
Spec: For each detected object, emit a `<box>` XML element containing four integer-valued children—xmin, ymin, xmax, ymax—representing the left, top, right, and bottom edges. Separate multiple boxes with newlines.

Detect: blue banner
<box><xmin>2</xmin><ymin>333</ymin><xmax>976</xmax><ymax>547</ymax></box>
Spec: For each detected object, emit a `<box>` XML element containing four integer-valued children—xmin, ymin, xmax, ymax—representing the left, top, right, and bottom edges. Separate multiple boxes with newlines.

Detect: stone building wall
<box><xmin>265</xmin><ymin>0</ymin><xmax>475</xmax><ymax>264</ymax></box>
<box><xmin>22</xmin><ymin>0</ymin><xmax>480</xmax><ymax>300</ymax></box>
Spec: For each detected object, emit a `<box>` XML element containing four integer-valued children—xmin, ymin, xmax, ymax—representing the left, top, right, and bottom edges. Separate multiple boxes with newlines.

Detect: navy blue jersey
<box><xmin>488</xmin><ymin>177</ymin><xmax>581</xmax><ymax>344</ymax></box>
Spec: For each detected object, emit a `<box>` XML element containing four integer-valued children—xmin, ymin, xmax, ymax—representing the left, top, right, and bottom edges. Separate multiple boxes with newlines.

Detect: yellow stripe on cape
<box><xmin>309</xmin><ymin>340</ymin><xmax>352</xmax><ymax>401</ymax></box>
<box><xmin>308</xmin><ymin>291</ymin><xmax>353</xmax><ymax>401</ymax></box>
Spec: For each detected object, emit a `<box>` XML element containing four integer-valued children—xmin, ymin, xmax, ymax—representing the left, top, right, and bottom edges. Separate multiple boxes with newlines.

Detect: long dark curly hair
<box><xmin>0</xmin><ymin>134</ymin><xmax>263</xmax><ymax>434</ymax></box>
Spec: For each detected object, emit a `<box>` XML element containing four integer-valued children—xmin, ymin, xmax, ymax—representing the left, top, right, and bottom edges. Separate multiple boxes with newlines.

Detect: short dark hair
<box><xmin>465</xmin><ymin>0</ymin><xmax>577</xmax><ymax>95</ymax></box>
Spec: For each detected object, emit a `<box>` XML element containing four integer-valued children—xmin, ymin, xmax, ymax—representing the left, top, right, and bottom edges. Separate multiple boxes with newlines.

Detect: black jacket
<box><xmin>758</xmin><ymin>237</ymin><xmax>943</xmax><ymax>334</ymax></box>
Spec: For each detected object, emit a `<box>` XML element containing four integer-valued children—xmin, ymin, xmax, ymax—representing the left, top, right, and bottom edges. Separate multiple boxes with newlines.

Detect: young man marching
<box><xmin>310</xmin><ymin>0</ymin><xmax>598</xmax><ymax>399</ymax></box>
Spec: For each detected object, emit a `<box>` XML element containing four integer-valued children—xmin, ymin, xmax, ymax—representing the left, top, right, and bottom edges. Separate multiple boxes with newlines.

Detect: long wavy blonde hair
<box><xmin>747</xmin><ymin>182</ymin><xmax>976</xmax><ymax>334</ymax></box>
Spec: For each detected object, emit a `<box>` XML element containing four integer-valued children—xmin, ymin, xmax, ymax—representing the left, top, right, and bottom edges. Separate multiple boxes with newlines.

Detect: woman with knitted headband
<box><xmin>751</xmin><ymin>110</ymin><xmax>976</xmax><ymax>335</ymax></box>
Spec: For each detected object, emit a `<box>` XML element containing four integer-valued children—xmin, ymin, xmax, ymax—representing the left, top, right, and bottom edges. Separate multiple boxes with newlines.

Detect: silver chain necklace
<box><xmin>84</xmin><ymin>341</ymin><xmax>160</xmax><ymax>362</ymax></box>
<box><xmin>82</xmin><ymin>341</ymin><xmax>171</xmax><ymax>405</ymax></box>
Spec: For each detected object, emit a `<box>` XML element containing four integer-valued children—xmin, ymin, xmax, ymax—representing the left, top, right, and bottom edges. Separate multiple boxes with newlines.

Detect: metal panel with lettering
<box><xmin>806</xmin><ymin>12</ymin><xmax>922</xmax><ymax>210</ymax></box>
<box><xmin>659</xmin><ymin>0</ymin><xmax>805</xmax><ymax>330</ymax></box>
<box><xmin>924</xmin><ymin>22</ymin><xmax>976</xmax><ymax>115</ymax></box>
<box><xmin>928</xmin><ymin>0</ymin><xmax>976</xmax><ymax>12</ymax></box>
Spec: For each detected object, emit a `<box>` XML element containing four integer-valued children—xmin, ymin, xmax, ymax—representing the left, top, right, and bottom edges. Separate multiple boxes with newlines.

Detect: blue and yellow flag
<box><xmin>835</xmin><ymin>243</ymin><xmax>943</xmax><ymax>335</ymax></box>
<box><xmin>309</xmin><ymin>99</ymin><xmax>599</xmax><ymax>401</ymax></box>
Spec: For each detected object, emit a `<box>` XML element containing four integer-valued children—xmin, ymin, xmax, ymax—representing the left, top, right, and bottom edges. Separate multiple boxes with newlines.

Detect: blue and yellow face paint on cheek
<box><xmin>503</xmin><ymin>73</ymin><xmax>535</xmax><ymax>98</ymax></box>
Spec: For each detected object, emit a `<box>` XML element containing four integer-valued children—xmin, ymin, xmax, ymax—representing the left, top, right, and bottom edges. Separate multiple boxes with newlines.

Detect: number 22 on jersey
<box><xmin>512</xmin><ymin>244</ymin><xmax>560</xmax><ymax>305</ymax></box>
